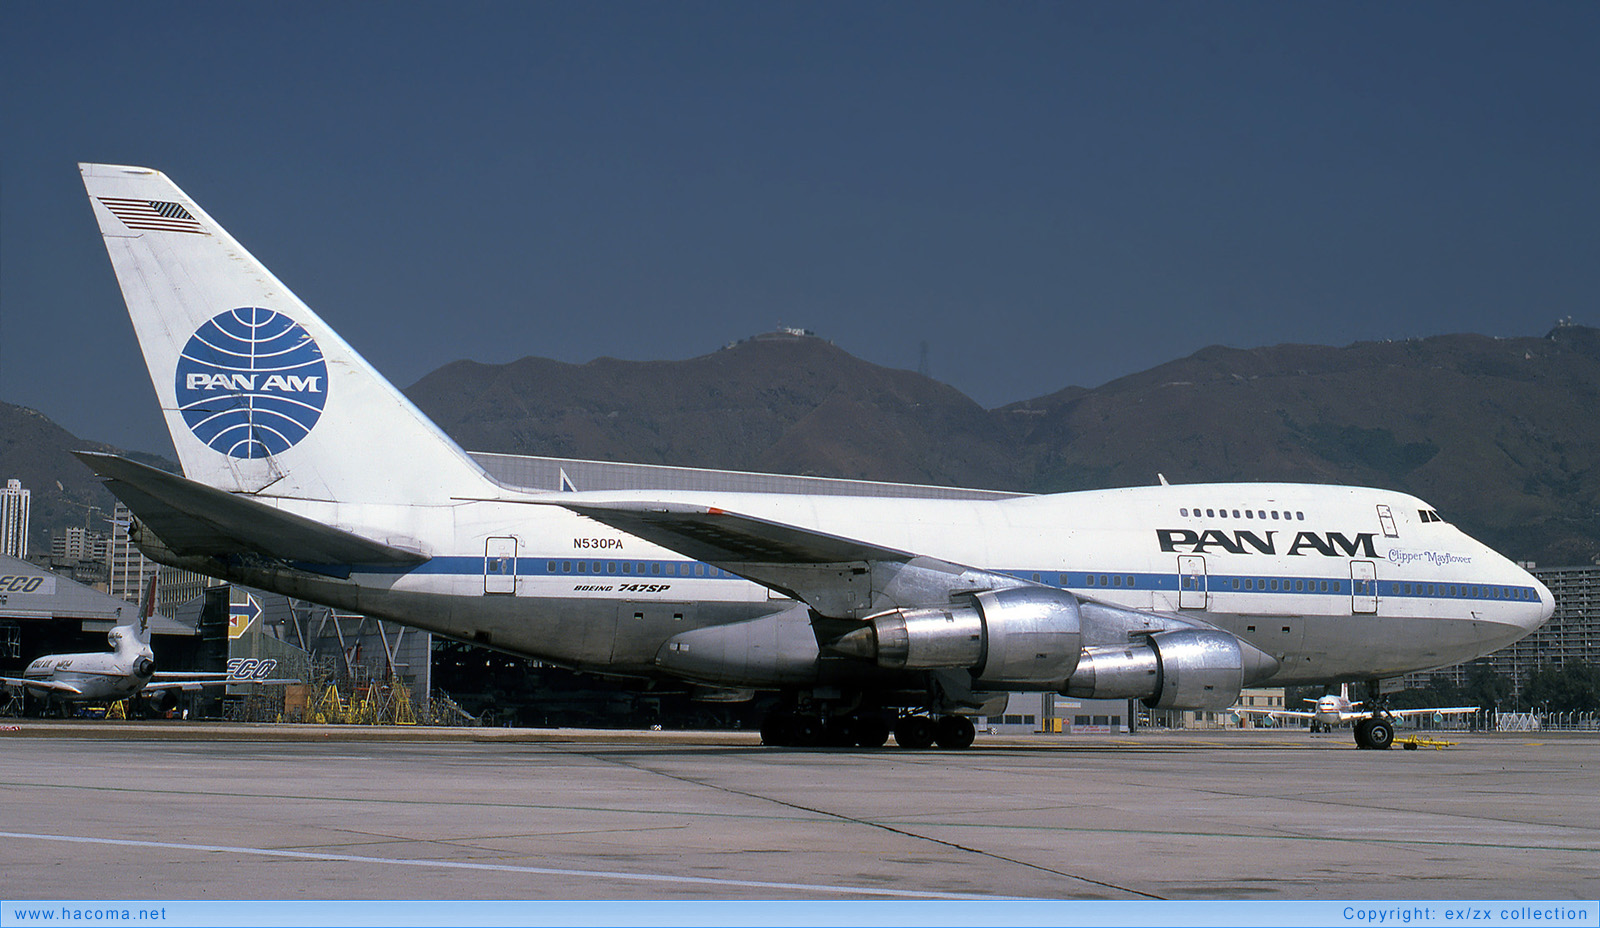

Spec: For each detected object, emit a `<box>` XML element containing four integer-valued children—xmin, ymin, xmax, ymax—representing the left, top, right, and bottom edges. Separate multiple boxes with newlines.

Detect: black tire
<box><xmin>934</xmin><ymin>715</ymin><xmax>976</xmax><ymax>750</ymax></box>
<box><xmin>821</xmin><ymin>717</ymin><xmax>857</xmax><ymax>748</ymax></box>
<box><xmin>853</xmin><ymin>716</ymin><xmax>891</xmax><ymax>748</ymax></box>
<box><xmin>1354</xmin><ymin>717</ymin><xmax>1374</xmax><ymax>748</ymax></box>
<box><xmin>760</xmin><ymin>711</ymin><xmax>795</xmax><ymax>746</ymax></box>
<box><xmin>788</xmin><ymin>715</ymin><xmax>823</xmax><ymax>747</ymax></box>
<box><xmin>1366</xmin><ymin>718</ymin><xmax>1394</xmax><ymax>750</ymax></box>
<box><xmin>893</xmin><ymin>715</ymin><xmax>936</xmax><ymax>749</ymax></box>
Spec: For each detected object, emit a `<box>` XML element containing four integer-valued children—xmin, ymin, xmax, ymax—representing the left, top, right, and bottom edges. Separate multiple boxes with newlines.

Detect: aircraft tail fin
<box><xmin>79</xmin><ymin>163</ymin><xmax>493</xmax><ymax>505</ymax></box>
<box><xmin>135</xmin><ymin>570</ymin><xmax>157</xmax><ymax>645</ymax></box>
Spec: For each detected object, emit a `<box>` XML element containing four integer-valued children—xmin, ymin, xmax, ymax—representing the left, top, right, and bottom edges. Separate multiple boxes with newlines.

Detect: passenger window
<box><xmin>1181</xmin><ymin>508</ymin><xmax>1189</xmax><ymax>517</ymax></box>
<box><xmin>1258</xmin><ymin>510</ymin><xmax>1267</xmax><ymax>519</ymax></box>
<box><xmin>1233</xmin><ymin>510</ymin><xmax>1241</xmax><ymax>518</ymax></box>
<box><xmin>1271</xmin><ymin>511</ymin><xmax>1279</xmax><ymax>520</ymax></box>
<box><xmin>547</xmin><ymin>561</ymin><xmax>556</xmax><ymax>572</ymax></box>
<box><xmin>1087</xmin><ymin>575</ymin><xmax>1096</xmax><ymax>586</ymax></box>
<box><xmin>1245</xmin><ymin>510</ymin><xmax>1253</xmax><ymax>519</ymax></box>
<box><xmin>651</xmin><ymin>563</ymin><xmax>661</xmax><ymax>575</ymax></box>
<box><xmin>1113</xmin><ymin>576</ymin><xmax>1122</xmax><ymax>587</ymax></box>
<box><xmin>562</xmin><ymin>561</ymin><xmax>571</xmax><ymax>573</ymax></box>
<box><xmin>1126</xmin><ymin>576</ymin><xmax>1135</xmax><ymax>587</ymax></box>
<box><xmin>1206</xmin><ymin>509</ymin><xmax>1215</xmax><ymax>518</ymax></box>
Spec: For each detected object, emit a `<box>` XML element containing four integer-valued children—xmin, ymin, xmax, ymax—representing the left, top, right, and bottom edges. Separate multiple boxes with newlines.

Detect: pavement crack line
<box><xmin>559</xmin><ymin>746</ymin><xmax>1165</xmax><ymax>900</ymax></box>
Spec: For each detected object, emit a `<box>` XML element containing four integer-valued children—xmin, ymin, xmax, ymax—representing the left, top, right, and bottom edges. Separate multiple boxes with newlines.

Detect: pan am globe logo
<box><xmin>174</xmin><ymin>308</ymin><xmax>329</xmax><ymax>459</ymax></box>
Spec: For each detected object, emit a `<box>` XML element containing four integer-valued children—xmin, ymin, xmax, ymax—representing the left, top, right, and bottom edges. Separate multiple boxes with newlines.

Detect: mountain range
<box><xmin>5</xmin><ymin>324</ymin><xmax>1597</xmax><ymax>567</ymax></box>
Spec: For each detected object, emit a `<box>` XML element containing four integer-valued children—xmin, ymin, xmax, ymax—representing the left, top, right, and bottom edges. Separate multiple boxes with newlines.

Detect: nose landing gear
<box><xmin>1354</xmin><ymin>715</ymin><xmax>1395</xmax><ymax>749</ymax></box>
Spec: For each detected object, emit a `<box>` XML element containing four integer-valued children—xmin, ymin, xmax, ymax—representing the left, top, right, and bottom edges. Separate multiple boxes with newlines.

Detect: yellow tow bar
<box><xmin>1397</xmin><ymin>736</ymin><xmax>1458</xmax><ymax>750</ymax></box>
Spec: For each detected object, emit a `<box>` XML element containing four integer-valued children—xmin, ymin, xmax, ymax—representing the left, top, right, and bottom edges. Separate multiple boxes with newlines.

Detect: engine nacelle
<box><xmin>654</xmin><ymin>604</ymin><xmax>821</xmax><ymax>687</ymax></box>
<box><xmin>1063</xmin><ymin>628</ymin><xmax>1277</xmax><ymax>710</ymax></box>
<box><xmin>143</xmin><ymin>688</ymin><xmax>179</xmax><ymax>712</ymax></box>
<box><xmin>833</xmin><ymin>587</ymin><xmax>1082</xmax><ymax>688</ymax></box>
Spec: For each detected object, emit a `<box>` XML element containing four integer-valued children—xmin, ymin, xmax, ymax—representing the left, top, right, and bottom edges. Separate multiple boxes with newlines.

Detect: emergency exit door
<box><xmin>1350</xmin><ymin>560</ymin><xmax>1377</xmax><ymax>614</ymax></box>
<box><xmin>1178</xmin><ymin>555</ymin><xmax>1207</xmax><ymax>609</ymax></box>
<box><xmin>484</xmin><ymin>536</ymin><xmax>517</xmax><ymax>595</ymax></box>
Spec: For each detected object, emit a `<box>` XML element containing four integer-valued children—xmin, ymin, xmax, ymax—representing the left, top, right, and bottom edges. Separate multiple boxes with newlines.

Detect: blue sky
<box><xmin>3</xmin><ymin>2</ymin><xmax>1596</xmax><ymax>454</ymax></box>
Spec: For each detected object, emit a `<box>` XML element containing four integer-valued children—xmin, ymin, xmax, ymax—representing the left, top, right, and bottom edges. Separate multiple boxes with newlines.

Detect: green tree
<box><xmin>1462</xmin><ymin>662</ymin><xmax>1514</xmax><ymax>712</ymax></box>
<box><xmin>1523</xmin><ymin>663</ymin><xmax>1600</xmax><ymax>713</ymax></box>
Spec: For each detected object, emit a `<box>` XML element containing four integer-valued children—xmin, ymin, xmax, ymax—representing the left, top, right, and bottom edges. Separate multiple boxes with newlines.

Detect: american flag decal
<box><xmin>97</xmin><ymin>197</ymin><xmax>207</xmax><ymax>234</ymax></box>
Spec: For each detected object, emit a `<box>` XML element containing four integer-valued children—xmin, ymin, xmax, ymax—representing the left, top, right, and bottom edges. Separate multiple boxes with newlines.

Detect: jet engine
<box><xmin>144</xmin><ymin>688</ymin><xmax>179</xmax><ymax>713</ymax></box>
<box><xmin>1063</xmin><ymin>628</ymin><xmax>1277</xmax><ymax>710</ymax></box>
<box><xmin>831</xmin><ymin>587</ymin><xmax>1082</xmax><ymax>688</ymax></box>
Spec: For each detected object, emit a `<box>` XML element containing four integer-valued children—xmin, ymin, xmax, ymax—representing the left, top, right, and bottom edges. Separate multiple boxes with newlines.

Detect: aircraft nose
<box><xmin>1529</xmin><ymin>574</ymin><xmax>1555</xmax><ymax>630</ymax></box>
<box><xmin>1506</xmin><ymin>556</ymin><xmax>1555</xmax><ymax>632</ymax></box>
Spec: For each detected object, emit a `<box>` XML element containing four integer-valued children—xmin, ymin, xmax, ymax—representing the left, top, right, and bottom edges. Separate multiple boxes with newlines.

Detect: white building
<box><xmin>1</xmin><ymin>479</ymin><xmax>30</xmax><ymax>559</ymax></box>
<box><xmin>106</xmin><ymin>502</ymin><xmax>153</xmax><ymax>603</ymax></box>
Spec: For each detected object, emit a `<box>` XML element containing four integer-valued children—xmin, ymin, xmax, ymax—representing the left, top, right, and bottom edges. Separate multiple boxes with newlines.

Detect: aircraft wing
<box><xmin>144</xmin><ymin>677</ymin><xmax>299</xmax><ymax>694</ymax></box>
<box><xmin>1233</xmin><ymin>707</ymin><xmax>1316</xmax><ymax>720</ymax></box>
<box><xmin>1382</xmin><ymin>706</ymin><xmax>1479</xmax><ymax>719</ymax></box>
<box><xmin>547</xmin><ymin>498</ymin><xmax>1028</xmax><ymax>618</ymax></box>
<box><xmin>75</xmin><ymin>452</ymin><xmax>427</xmax><ymax>573</ymax></box>
<box><xmin>0</xmin><ymin>676</ymin><xmax>84</xmax><ymax>695</ymax></box>
<box><xmin>551</xmin><ymin>500</ymin><xmax>917</xmax><ymax>565</ymax></box>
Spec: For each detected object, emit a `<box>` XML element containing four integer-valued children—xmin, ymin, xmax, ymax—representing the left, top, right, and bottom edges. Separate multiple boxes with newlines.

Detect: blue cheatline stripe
<box><xmin>324</xmin><ymin>556</ymin><xmax>1536</xmax><ymax>604</ymax></box>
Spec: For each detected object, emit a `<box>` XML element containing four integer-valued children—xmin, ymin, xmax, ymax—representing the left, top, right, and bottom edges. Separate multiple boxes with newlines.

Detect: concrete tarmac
<box><xmin>0</xmin><ymin>723</ymin><xmax>1595</xmax><ymax>900</ymax></box>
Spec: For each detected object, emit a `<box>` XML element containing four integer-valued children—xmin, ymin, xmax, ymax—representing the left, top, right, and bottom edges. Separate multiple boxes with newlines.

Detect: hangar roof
<box><xmin>0</xmin><ymin>555</ymin><xmax>194</xmax><ymax>636</ymax></box>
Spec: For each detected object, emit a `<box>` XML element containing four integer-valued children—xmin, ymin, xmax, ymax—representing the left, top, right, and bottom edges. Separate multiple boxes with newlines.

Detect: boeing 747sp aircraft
<box><xmin>73</xmin><ymin>163</ymin><xmax>1553</xmax><ymax>749</ymax></box>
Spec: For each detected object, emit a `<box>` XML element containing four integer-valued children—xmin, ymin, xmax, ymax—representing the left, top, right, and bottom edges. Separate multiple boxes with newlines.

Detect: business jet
<box><xmin>1232</xmin><ymin>684</ymin><xmax>1478</xmax><ymax>747</ymax></box>
<box><xmin>71</xmin><ymin>163</ymin><xmax>1553</xmax><ymax>749</ymax></box>
<box><xmin>0</xmin><ymin>576</ymin><xmax>288</xmax><ymax>716</ymax></box>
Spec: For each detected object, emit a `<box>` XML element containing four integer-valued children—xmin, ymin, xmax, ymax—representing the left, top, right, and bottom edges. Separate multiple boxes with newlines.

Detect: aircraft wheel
<box><xmin>1353</xmin><ymin>718</ymin><xmax>1374</xmax><ymax>748</ymax></box>
<box><xmin>760</xmin><ymin>711</ymin><xmax>797</xmax><ymax>746</ymax></box>
<box><xmin>934</xmin><ymin>715</ymin><xmax>976</xmax><ymax>750</ymax></box>
<box><xmin>1366</xmin><ymin>718</ymin><xmax>1394</xmax><ymax>750</ymax></box>
<box><xmin>852</xmin><ymin>716</ymin><xmax>891</xmax><ymax>748</ymax></box>
<box><xmin>893</xmin><ymin>715</ymin><xmax>936</xmax><ymax>749</ymax></box>
<box><xmin>789</xmin><ymin>715</ymin><xmax>823</xmax><ymax>747</ymax></box>
<box><xmin>821</xmin><ymin>717</ymin><xmax>858</xmax><ymax>747</ymax></box>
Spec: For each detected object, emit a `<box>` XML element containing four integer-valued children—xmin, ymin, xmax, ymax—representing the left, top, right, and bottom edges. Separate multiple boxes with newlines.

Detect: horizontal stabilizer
<box><xmin>0</xmin><ymin>676</ymin><xmax>84</xmax><ymax>695</ymax></box>
<box><xmin>74</xmin><ymin>452</ymin><xmax>426</xmax><ymax>569</ymax></box>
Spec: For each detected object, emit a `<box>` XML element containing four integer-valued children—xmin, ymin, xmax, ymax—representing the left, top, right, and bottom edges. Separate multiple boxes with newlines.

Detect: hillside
<box><xmin>6</xmin><ymin>326</ymin><xmax>1597</xmax><ymax>567</ymax></box>
<box><xmin>0</xmin><ymin>401</ymin><xmax>173</xmax><ymax>553</ymax></box>
<box><xmin>406</xmin><ymin>333</ymin><xmax>1028</xmax><ymax>489</ymax></box>
<box><xmin>1002</xmin><ymin>325</ymin><xmax>1600</xmax><ymax>564</ymax></box>
<box><xmin>408</xmin><ymin>325</ymin><xmax>1600</xmax><ymax>566</ymax></box>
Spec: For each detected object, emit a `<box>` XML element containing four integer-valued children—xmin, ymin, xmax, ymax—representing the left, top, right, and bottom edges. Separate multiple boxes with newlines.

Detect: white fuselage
<box><xmin>20</xmin><ymin>632</ymin><xmax>154</xmax><ymax>703</ymax></box>
<box><xmin>257</xmin><ymin>480</ymin><xmax>1550</xmax><ymax>685</ymax></box>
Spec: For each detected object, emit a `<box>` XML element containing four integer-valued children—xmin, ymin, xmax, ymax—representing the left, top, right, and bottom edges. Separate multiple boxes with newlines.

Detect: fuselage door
<box><xmin>484</xmin><ymin>536</ymin><xmax>518</xmax><ymax>595</ymax></box>
<box><xmin>1350</xmin><ymin>559</ymin><xmax>1377</xmax><ymax>614</ymax></box>
<box><xmin>1376</xmin><ymin>504</ymin><xmax>1398</xmax><ymax>538</ymax></box>
<box><xmin>1178</xmin><ymin>555</ymin><xmax>1207</xmax><ymax>609</ymax></box>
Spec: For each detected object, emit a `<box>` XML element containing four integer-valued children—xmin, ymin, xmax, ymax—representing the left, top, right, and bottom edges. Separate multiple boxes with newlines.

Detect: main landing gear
<box><xmin>760</xmin><ymin>709</ymin><xmax>976</xmax><ymax>749</ymax></box>
<box><xmin>1353</xmin><ymin>715</ymin><xmax>1395</xmax><ymax>750</ymax></box>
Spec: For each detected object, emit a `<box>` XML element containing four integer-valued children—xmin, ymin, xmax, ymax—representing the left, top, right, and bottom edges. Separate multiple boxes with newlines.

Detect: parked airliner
<box><xmin>0</xmin><ymin>576</ymin><xmax>289</xmax><ymax>715</ymax></box>
<box><xmin>1232</xmin><ymin>684</ymin><xmax>1478</xmax><ymax>747</ymax></box>
<box><xmin>72</xmin><ymin>163</ymin><xmax>1552</xmax><ymax>749</ymax></box>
